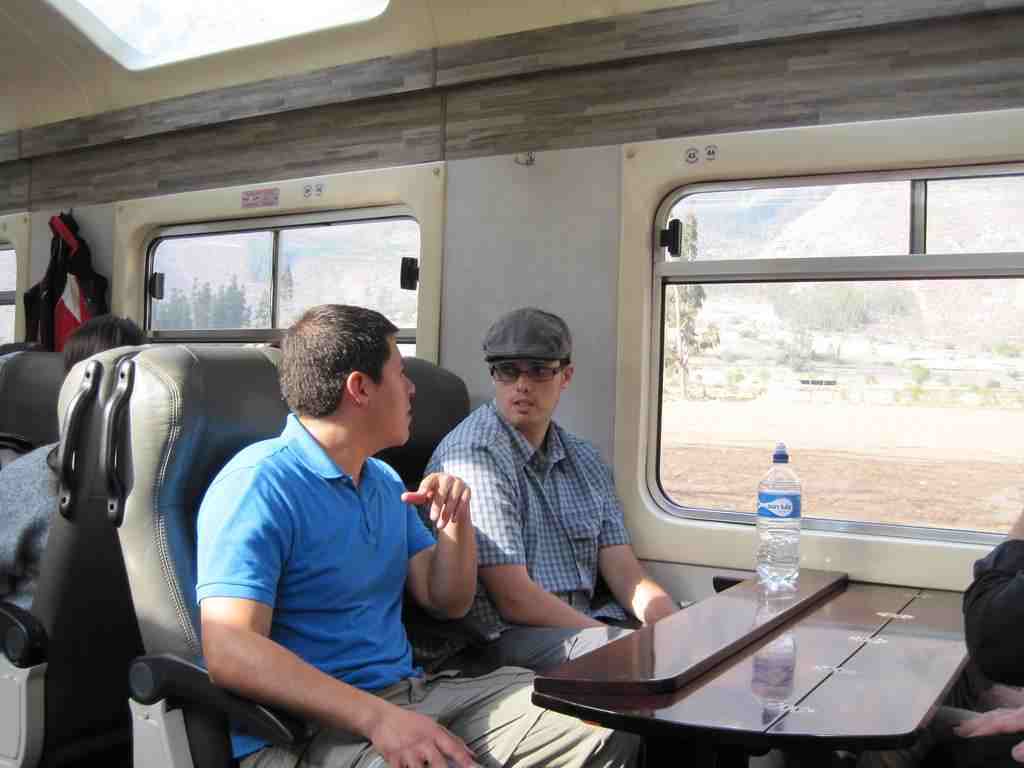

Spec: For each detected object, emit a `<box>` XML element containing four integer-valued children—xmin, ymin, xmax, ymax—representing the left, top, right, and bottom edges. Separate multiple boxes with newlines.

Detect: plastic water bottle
<box><xmin>756</xmin><ymin>442</ymin><xmax>801</xmax><ymax>590</ymax></box>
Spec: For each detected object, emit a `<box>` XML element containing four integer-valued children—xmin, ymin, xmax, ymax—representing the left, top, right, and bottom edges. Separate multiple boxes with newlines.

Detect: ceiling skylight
<box><xmin>46</xmin><ymin>0</ymin><xmax>390</xmax><ymax>70</ymax></box>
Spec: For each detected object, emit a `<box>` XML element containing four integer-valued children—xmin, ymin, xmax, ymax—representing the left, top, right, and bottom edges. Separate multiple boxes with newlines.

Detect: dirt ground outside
<box><xmin>659</xmin><ymin>398</ymin><xmax>1022</xmax><ymax>534</ymax></box>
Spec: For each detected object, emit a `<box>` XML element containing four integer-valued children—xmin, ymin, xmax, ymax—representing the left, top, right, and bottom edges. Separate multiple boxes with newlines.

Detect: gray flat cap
<box><xmin>483</xmin><ymin>308</ymin><xmax>572</xmax><ymax>362</ymax></box>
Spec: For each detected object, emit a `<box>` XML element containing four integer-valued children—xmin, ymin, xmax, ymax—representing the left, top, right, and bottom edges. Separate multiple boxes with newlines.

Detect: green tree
<box><xmin>253</xmin><ymin>289</ymin><xmax>272</xmax><ymax>327</ymax></box>
<box><xmin>191</xmin><ymin>278</ymin><xmax>214</xmax><ymax>329</ymax></box>
<box><xmin>665</xmin><ymin>214</ymin><xmax>720</xmax><ymax>398</ymax></box>
<box><xmin>211</xmin><ymin>275</ymin><xmax>251</xmax><ymax>329</ymax></box>
<box><xmin>278</xmin><ymin>264</ymin><xmax>296</xmax><ymax>322</ymax></box>
<box><xmin>153</xmin><ymin>287</ymin><xmax>192</xmax><ymax>330</ymax></box>
<box><xmin>681</xmin><ymin>212</ymin><xmax>698</xmax><ymax>262</ymax></box>
<box><xmin>281</xmin><ymin>265</ymin><xmax>295</xmax><ymax>303</ymax></box>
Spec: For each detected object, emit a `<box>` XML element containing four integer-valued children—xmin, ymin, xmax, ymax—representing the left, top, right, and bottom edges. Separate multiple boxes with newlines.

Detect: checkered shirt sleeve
<box><xmin>596</xmin><ymin>460</ymin><xmax>632</xmax><ymax>549</ymax></box>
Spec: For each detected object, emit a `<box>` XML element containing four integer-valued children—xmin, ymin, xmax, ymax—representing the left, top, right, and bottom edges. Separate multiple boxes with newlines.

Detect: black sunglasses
<box><xmin>489</xmin><ymin>361</ymin><xmax>568</xmax><ymax>384</ymax></box>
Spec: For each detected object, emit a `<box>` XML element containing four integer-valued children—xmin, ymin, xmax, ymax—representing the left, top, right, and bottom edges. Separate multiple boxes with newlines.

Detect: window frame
<box><xmin>649</xmin><ymin>162</ymin><xmax>1024</xmax><ymax>546</ymax></box>
<box><xmin>144</xmin><ymin>205</ymin><xmax>419</xmax><ymax>344</ymax></box>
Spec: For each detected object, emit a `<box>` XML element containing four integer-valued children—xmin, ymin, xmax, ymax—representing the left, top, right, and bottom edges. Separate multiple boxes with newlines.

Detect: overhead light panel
<box><xmin>46</xmin><ymin>0</ymin><xmax>390</xmax><ymax>70</ymax></box>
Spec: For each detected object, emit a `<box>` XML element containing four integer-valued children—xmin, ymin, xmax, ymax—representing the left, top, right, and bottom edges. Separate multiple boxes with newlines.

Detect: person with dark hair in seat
<box><xmin>0</xmin><ymin>314</ymin><xmax>144</xmax><ymax>607</ymax></box>
<box><xmin>196</xmin><ymin>304</ymin><xmax>640</xmax><ymax>768</ymax></box>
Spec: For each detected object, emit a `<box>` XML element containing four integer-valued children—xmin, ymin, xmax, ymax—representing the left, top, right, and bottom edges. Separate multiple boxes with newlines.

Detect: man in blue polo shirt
<box><xmin>197</xmin><ymin>305</ymin><xmax>638</xmax><ymax>768</ymax></box>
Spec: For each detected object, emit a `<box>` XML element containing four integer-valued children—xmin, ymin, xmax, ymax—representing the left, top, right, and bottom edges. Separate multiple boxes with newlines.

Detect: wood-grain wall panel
<box><xmin>445</xmin><ymin>12</ymin><xmax>1024</xmax><ymax>159</ymax></box>
<box><xmin>436</xmin><ymin>0</ymin><xmax>1024</xmax><ymax>86</ymax></box>
<box><xmin>10</xmin><ymin>10</ymin><xmax>1024</xmax><ymax>210</ymax></box>
<box><xmin>15</xmin><ymin>1</ymin><xmax>1024</xmax><ymax>160</ymax></box>
<box><xmin>20</xmin><ymin>50</ymin><xmax>435</xmax><ymax>160</ymax></box>
<box><xmin>29</xmin><ymin>94</ymin><xmax>443</xmax><ymax>210</ymax></box>
<box><xmin>0</xmin><ymin>161</ymin><xmax>30</xmax><ymax>215</ymax></box>
<box><xmin>0</xmin><ymin>133</ymin><xmax>19</xmax><ymax>164</ymax></box>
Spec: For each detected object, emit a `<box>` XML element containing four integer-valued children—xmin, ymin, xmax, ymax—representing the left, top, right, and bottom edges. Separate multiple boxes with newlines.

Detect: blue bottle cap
<box><xmin>772</xmin><ymin>442</ymin><xmax>789</xmax><ymax>464</ymax></box>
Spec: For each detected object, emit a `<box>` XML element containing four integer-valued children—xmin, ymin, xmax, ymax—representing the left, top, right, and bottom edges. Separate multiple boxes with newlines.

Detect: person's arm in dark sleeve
<box><xmin>964</xmin><ymin>509</ymin><xmax>1024</xmax><ymax>686</ymax></box>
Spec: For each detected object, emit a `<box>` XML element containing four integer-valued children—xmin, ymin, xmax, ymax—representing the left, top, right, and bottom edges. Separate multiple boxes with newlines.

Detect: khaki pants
<box><xmin>241</xmin><ymin>667</ymin><xmax>640</xmax><ymax>768</ymax></box>
<box><xmin>446</xmin><ymin>626</ymin><xmax>632</xmax><ymax>677</ymax></box>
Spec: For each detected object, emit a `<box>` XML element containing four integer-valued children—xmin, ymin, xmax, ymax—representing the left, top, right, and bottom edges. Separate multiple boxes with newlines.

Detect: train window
<box><xmin>665</xmin><ymin>182</ymin><xmax>910</xmax><ymax>261</ymax></box>
<box><xmin>0</xmin><ymin>247</ymin><xmax>15</xmax><ymax>344</ymax></box>
<box><xmin>150</xmin><ymin>232</ymin><xmax>273</xmax><ymax>332</ymax></box>
<box><xmin>147</xmin><ymin>211</ymin><xmax>419</xmax><ymax>344</ymax></box>
<box><xmin>277</xmin><ymin>219</ymin><xmax>419</xmax><ymax>332</ymax></box>
<box><xmin>927</xmin><ymin>177</ymin><xmax>1024</xmax><ymax>254</ymax></box>
<box><xmin>653</xmin><ymin>170</ymin><xmax>1024</xmax><ymax>543</ymax></box>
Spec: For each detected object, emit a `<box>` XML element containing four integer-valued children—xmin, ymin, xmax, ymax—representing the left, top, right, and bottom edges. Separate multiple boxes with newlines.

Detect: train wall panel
<box><xmin>0</xmin><ymin>133</ymin><xmax>19</xmax><ymax>165</ymax></box>
<box><xmin>441</xmin><ymin>146</ymin><xmax>622</xmax><ymax>460</ymax></box>
<box><xmin>0</xmin><ymin>162</ymin><xmax>30</xmax><ymax>215</ymax></box>
<box><xmin>436</xmin><ymin>0</ymin><xmax>1022</xmax><ymax>85</ymax></box>
<box><xmin>20</xmin><ymin>51</ymin><xmax>436</xmax><ymax>160</ymax></box>
<box><xmin>9</xmin><ymin>0</ymin><xmax>1023</xmax><ymax>159</ymax></box>
<box><xmin>0</xmin><ymin>11</ymin><xmax>1021</xmax><ymax>211</ymax></box>
<box><xmin>445</xmin><ymin>12</ymin><xmax>1024</xmax><ymax>158</ymax></box>
<box><xmin>27</xmin><ymin>94</ymin><xmax>444</xmax><ymax>210</ymax></box>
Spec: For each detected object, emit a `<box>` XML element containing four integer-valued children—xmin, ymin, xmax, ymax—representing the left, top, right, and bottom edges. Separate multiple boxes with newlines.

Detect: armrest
<box><xmin>129</xmin><ymin>654</ymin><xmax>305</xmax><ymax>747</ymax></box>
<box><xmin>0</xmin><ymin>600</ymin><xmax>48</xmax><ymax>667</ymax></box>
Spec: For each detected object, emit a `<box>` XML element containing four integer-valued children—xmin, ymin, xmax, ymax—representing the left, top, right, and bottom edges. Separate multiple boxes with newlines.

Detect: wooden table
<box><xmin>532</xmin><ymin>570</ymin><xmax>968</xmax><ymax>765</ymax></box>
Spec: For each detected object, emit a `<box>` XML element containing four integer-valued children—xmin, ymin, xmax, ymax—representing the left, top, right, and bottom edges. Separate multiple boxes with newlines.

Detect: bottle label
<box><xmin>757</xmin><ymin>491</ymin><xmax>801</xmax><ymax>519</ymax></box>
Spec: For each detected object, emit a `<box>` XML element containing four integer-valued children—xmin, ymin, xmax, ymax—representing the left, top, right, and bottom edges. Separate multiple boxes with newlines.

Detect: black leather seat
<box><xmin>0</xmin><ymin>349</ymin><xmax>144</xmax><ymax>768</ymax></box>
<box><xmin>377</xmin><ymin>357</ymin><xmax>470</xmax><ymax>489</ymax></box>
<box><xmin>0</xmin><ymin>350</ymin><xmax>65</xmax><ymax>456</ymax></box>
<box><xmin>102</xmin><ymin>345</ymin><xmax>292</xmax><ymax>768</ymax></box>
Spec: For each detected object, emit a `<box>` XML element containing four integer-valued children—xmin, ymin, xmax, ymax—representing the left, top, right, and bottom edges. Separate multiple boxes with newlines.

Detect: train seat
<box><xmin>376</xmin><ymin>356</ymin><xmax>470</xmax><ymax>489</ymax></box>
<box><xmin>376</xmin><ymin>358</ymin><xmax>496</xmax><ymax>665</ymax></box>
<box><xmin>110</xmin><ymin>345</ymin><xmax>475</xmax><ymax>767</ymax></box>
<box><xmin>0</xmin><ymin>348</ymin><xmax>144</xmax><ymax>768</ymax></box>
<box><xmin>104</xmin><ymin>345</ymin><xmax>290</xmax><ymax>768</ymax></box>
<box><xmin>0</xmin><ymin>351</ymin><xmax>65</xmax><ymax>459</ymax></box>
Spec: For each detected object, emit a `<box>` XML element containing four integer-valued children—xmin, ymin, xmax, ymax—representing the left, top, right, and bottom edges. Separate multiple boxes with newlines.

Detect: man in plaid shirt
<box><xmin>425</xmin><ymin>308</ymin><xmax>679</xmax><ymax>673</ymax></box>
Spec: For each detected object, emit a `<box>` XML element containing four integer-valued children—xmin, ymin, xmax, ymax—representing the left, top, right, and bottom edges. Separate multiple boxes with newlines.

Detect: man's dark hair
<box><xmin>63</xmin><ymin>315</ymin><xmax>145</xmax><ymax>372</ymax></box>
<box><xmin>280</xmin><ymin>305</ymin><xmax>398</xmax><ymax>418</ymax></box>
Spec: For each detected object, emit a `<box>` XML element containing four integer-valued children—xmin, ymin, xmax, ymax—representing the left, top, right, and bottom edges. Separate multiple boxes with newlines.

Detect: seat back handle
<box><xmin>101</xmin><ymin>358</ymin><xmax>135</xmax><ymax>527</ymax></box>
<box><xmin>58</xmin><ymin>360</ymin><xmax>102</xmax><ymax>521</ymax></box>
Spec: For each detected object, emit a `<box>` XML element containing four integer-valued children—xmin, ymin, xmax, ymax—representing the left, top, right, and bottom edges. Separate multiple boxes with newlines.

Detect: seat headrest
<box><xmin>0</xmin><ymin>351</ymin><xmax>65</xmax><ymax>446</ymax></box>
<box><xmin>377</xmin><ymin>358</ymin><xmax>470</xmax><ymax>489</ymax></box>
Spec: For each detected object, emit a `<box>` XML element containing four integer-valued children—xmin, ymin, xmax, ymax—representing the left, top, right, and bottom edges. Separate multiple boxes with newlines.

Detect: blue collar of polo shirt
<box><xmin>487</xmin><ymin>401</ymin><xmax>567</xmax><ymax>468</ymax></box>
<box><xmin>282</xmin><ymin>413</ymin><xmax>356</xmax><ymax>482</ymax></box>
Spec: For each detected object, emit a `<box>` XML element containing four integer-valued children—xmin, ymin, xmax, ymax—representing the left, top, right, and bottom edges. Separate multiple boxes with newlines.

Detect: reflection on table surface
<box><xmin>532</xmin><ymin>570</ymin><xmax>967</xmax><ymax>751</ymax></box>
